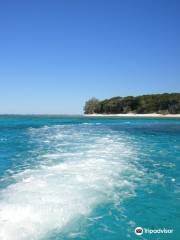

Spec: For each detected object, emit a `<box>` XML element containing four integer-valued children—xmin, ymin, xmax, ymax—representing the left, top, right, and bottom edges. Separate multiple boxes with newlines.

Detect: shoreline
<box><xmin>0</xmin><ymin>114</ymin><xmax>180</xmax><ymax>118</ymax></box>
<box><xmin>84</xmin><ymin>113</ymin><xmax>180</xmax><ymax>118</ymax></box>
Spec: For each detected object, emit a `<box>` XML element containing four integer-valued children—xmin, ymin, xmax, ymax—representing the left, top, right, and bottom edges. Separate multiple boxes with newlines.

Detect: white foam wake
<box><xmin>0</xmin><ymin>125</ymin><xmax>142</xmax><ymax>240</ymax></box>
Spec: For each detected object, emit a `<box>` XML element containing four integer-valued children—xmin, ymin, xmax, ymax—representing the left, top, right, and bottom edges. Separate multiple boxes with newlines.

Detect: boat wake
<box><xmin>0</xmin><ymin>125</ymin><xmax>143</xmax><ymax>240</ymax></box>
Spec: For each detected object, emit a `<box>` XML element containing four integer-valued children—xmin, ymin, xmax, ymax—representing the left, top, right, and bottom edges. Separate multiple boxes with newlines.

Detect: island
<box><xmin>84</xmin><ymin>93</ymin><xmax>180</xmax><ymax>117</ymax></box>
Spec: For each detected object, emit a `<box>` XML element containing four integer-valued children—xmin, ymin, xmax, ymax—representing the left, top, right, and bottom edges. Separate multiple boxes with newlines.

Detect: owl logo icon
<box><xmin>135</xmin><ymin>227</ymin><xmax>143</xmax><ymax>235</ymax></box>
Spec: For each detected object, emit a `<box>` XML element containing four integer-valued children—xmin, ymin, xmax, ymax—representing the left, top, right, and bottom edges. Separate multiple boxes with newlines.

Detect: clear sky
<box><xmin>0</xmin><ymin>0</ymin><xmax>179</xmax><ymax>114</ymax></box>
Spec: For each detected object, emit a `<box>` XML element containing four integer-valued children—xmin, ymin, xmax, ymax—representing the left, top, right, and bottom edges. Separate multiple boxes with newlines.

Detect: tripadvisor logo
<box><xmin>134</xmin><ymin>227</ymin><xmax>174</xmax><ymax>236</ymax></box>
<box><xmin>135</xmin><ymin>227</ymin><xmax>143</xmax><ymax>235</ymax></box>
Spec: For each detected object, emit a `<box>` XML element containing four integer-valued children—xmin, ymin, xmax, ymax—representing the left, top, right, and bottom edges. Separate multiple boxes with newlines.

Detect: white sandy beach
<box><xmin>84</xmin><ymin>113</ymin><xmax>180</xmax><ymax>118</ymax></box>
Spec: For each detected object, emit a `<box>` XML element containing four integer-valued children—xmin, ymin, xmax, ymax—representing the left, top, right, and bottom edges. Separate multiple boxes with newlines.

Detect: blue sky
<box><xmin>0</xmin><ymin>0</ymin><xmax>179</xmax><ymax>114</ymax></box>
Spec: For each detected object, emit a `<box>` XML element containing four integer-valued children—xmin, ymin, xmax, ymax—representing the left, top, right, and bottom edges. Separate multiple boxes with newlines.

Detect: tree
<box><xmin>84</xmin><ymin>97</ymin><xmax>100</xmax><ymax>114</ymax></box>
<box><xmin>84</xmin><ymin>93</ymin><xmax>180</xmax><ymax>114</ymax></box>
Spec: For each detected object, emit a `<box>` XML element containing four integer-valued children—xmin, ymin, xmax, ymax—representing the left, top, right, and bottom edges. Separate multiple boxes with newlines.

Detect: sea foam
<box><xmin>0</xmin><ymin>125</ymin><xmax>142</xmax><ymax>240</ymax></box>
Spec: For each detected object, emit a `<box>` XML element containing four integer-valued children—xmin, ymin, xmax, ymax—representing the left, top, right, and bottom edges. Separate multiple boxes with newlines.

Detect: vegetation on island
<box><xmin>84</xmin><ymin>93</ymin><xmax>180</xmax><ymax>114</ymax></box>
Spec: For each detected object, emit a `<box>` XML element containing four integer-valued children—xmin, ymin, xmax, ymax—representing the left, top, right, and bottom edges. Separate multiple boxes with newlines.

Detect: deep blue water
<box><xmin>0</xmin><ymin>115</ymin><xmax>180</xmax><ymax>240</ymax></box>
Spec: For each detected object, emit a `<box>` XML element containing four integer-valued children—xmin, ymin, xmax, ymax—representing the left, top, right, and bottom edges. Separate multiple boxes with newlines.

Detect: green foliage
<box><xmin>84</xmin><ymin>93</ymin><xmax>180</xmax><ymax>114</ymax></box>
<box><xmin>84</xmin><ymin>97</ymin><xmax>100</xmax><ymax>114</ymax></box>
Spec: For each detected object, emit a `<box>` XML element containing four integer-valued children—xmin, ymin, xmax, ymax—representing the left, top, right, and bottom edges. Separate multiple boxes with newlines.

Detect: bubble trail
<box><xmin>0</xmin><ymin>125</ymin><xmax>142</xmax><ymax>240</ymax></box>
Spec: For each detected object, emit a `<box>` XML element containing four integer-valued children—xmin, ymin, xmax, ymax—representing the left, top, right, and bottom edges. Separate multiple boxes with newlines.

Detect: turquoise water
<box><xmin>0</xmin><ymin>116</ymin><xmax>180</xmax><ymax>240</ymax></box>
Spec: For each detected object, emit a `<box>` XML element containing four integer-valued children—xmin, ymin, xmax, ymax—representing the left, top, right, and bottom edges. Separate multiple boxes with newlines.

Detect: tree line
<box><xmin>84</xmin><ymin>93</ymin><xmax>180</xmax><ymax>114</ymax></box>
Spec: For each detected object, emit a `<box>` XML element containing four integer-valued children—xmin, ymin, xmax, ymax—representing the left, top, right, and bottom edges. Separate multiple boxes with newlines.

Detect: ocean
<box><xmin>0</xmin><ymin>115</ymin><xmax>179</xmax><ymax>240</ymax></box>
